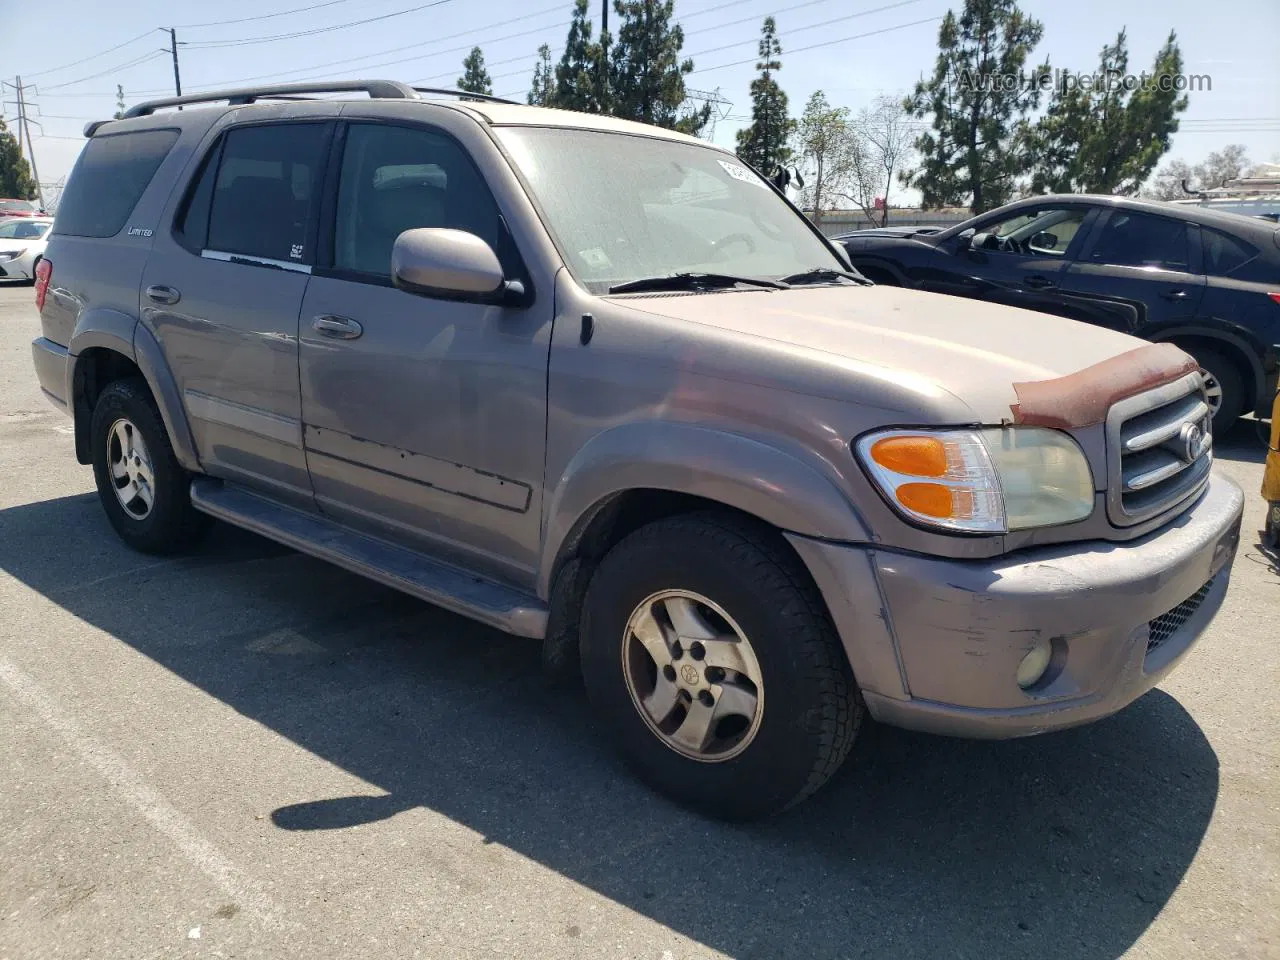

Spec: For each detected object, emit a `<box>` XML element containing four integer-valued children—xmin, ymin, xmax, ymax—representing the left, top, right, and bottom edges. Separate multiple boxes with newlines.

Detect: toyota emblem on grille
<box><xmin>1178</xmin><ymin>422</ymin><xmax>1204</xmax><ymax>463</ymax></box>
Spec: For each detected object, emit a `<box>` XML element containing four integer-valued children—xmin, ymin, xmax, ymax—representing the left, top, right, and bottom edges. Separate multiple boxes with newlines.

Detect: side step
<box><xmin>190</xmin><ymin>478</ymin><xmax>548</xmax><ymax>638</ymax></box>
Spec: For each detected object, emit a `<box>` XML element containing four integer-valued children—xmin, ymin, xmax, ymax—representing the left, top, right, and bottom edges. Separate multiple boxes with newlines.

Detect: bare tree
<box><xmin>840</xmin><ymin>95</ymin><xmax>913</xmax><ymax>227</ymax></box>
<box><xmin>1143</xmin><ymin>144</ymin><xmax>1251</xmax><ymax>199</ymax></box>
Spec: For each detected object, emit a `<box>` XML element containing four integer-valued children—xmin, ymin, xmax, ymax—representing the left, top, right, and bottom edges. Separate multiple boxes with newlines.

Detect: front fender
<box><xmin>537</xmin><ymin>422</ymin><xmax>871</xmax><ymax>596</ymax></box>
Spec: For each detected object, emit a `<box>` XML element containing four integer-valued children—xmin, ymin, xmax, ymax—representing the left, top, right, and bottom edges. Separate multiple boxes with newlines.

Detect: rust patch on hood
<box><xmin>1011</xmin><ymin>343</ymin><xmax>1199</xmax><ymax>429</ymax></box>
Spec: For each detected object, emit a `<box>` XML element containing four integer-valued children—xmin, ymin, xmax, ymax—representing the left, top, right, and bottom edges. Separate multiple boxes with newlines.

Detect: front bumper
<box><xmin>789</xmin><ymin>472</ymin><xmax>1244</xmax><ymax>739</ymax></box>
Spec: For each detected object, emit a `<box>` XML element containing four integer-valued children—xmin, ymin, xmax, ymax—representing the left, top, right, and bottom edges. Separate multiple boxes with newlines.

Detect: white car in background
<box><xmin>0</xmin><ymin>216</ymin><xmax>53</xmax><ymax>282</ymax></box>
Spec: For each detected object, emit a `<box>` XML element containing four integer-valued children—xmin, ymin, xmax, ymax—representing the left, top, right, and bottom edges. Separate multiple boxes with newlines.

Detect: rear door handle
<box><xmin>1161</xmin><ymin>289</ymin><xmax>1190</xmax><ymax>301</ymax></box>
<box><xmin>145</xmin><ymin>284</ymin><xmax>181</xmax><ymax>305</ymax></box>
<box><xmin>1024</xmin><ymin>275</ymin><xmax>1057</xmax><ymax>290</ymax></box>
<box><xmin>311</xmin><ymin>315</ymin><xmax>363</xmax><ymax>339</ymax></box>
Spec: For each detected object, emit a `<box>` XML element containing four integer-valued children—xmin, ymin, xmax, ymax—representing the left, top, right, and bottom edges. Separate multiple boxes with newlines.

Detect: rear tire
<box><xmin>580</xmin><ymin>512</ymin><xmax>862</xmax><ymax>820</ymax></box>
<box><xmin>1193</xmin><ymin>349</ymin><xmax>1245</xmax><ymax>433</ymax></box>
<box><xmin>90</xmin><ymin>378</ymin><xmax>210</xmax><ymax>554</ymax></box>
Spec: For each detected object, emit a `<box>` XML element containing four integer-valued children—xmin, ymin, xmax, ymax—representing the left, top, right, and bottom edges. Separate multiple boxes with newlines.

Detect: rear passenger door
<box><xmin>1058</xmin><ymin>208</ymin><xmax>1206</xmax><ymax>337</ymax></box>
<box><xmin>142</xmin><ymin>119</ymin><xmax>333</xmax><ymax>509</ymax></box>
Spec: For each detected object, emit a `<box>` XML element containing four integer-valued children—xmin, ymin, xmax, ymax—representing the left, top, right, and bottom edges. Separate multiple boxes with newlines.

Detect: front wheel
<box><xmin>90</xmin><ymin>378</ymin><xmax>210</xmax><ymax>554</ymax></box>
<box><xmin>580</xmin><ymin>513</ymin><xmax>862</xmax><ymax>820</ymax></box>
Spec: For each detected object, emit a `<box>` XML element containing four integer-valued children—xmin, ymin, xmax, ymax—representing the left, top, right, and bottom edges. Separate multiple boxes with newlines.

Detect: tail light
<box><xmin>34</xmin><ymin>259</ymin><xmax>52</xmax><ymax>311</ymax></box>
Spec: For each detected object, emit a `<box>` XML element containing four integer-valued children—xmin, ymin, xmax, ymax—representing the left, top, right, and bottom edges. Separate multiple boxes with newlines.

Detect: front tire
<box><xmin>580</xmin><ymin>513</ymin><xmax>862</xmax><ymax>820</ymax></box>
<box><xmin>90</xmin><ymin>378</ymin><xmax>210</xmax><ymax>554</ymax></box>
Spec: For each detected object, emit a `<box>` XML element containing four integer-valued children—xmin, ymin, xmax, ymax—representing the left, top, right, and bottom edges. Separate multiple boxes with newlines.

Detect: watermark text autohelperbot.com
<box><xmin>955</xmin><ymin>68</ymin><xmax>1212</xmax><ymax>95</ymax></box>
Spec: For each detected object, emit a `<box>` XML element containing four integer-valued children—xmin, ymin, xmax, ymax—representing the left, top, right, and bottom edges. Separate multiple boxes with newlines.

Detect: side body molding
<box><xmin>537</xmin><ymin>421</ymin><xmax>872</xmax><ymax>597</ymax></box>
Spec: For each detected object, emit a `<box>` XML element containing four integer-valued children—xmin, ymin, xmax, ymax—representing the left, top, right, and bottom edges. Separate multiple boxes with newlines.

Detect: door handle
<box><xmin>311</xmin><ymin>315</ymin><xmax>363</xmax><ymax>340</ymax></box>
<box><xmin>145</xmin><ymin>284</ymin><xmax>181</xmax><ymax>305</ymax></box>
<box><xmin>1161</xmin><ymin>289</ymin><xmax>1190</xmax><ymax>301</ymax></box>
<box><xmin>1024</xmin><ymin>275</ymin><xmax>1057</xmax><ymax>290</ymax></box>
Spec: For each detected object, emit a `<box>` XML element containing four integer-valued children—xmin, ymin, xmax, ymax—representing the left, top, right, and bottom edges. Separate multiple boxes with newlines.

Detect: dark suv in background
<box><xmin>839</xmin><ymin>196</ymin><xmax>1280</xmax><ymax>432</ymax></box>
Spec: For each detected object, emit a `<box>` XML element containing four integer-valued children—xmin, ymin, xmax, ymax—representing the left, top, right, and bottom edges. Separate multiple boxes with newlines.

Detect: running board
<box><xmin>189</xmin><ymin>478</ymin><xmax>548</xmax><ymax>638</ymax></box>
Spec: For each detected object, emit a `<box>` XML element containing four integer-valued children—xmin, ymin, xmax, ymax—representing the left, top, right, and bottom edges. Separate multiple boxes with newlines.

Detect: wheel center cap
<box><xmin>679</xmin><ymin>664</ymin><xmax>700</xmax><ymax>686</ymax></box>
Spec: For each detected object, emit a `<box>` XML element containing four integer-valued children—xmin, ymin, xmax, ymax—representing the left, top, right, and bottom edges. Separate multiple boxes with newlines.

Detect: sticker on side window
<box><xmin>716</xmin><ymin>159</ymin><xmax>766</xmax><ymax>188</ymax></box>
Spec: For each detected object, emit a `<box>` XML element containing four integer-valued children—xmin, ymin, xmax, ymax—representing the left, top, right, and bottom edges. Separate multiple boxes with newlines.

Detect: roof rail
<box><xmin>121</xmin><ymin>79</ymin><xmax>417</xmax><ymax>119</ymax></box>
<box><xmin>412</xmin><ymin>87</ymin><xmax>519</xmax><ymax>105</ymax></box>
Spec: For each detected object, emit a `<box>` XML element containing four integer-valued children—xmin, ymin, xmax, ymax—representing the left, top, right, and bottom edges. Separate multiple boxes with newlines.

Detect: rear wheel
<box><xmin>1193</xmin><ymin>349</ymin><xmax>1245</xmax><ymax>434</ymax></box>
<box><xmin>580</xmin><ymin>512</ymin><xmax>862</xmax><ymax>820</ymax></box>
<box><xmin>90</xmin><ymin>378</ymin><xmax>210</xmax><ymax>554</ymax></box>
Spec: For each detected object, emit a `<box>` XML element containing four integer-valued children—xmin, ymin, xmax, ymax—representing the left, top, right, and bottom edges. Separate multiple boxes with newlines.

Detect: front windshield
<box><xmin>0</xmin><ymin>219</ymin><xmax>50</xmax><ymax>240</ymax></box>
<box><xmin>495</xmin><ymin>126</ymin><xmax>844</xmax><ymax>293</ymax></box>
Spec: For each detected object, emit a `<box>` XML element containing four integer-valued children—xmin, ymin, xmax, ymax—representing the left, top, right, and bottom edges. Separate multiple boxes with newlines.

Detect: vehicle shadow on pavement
<box><xmin>0</xmin><ymin>494</ymin><xmax>1221</xmax><ymax>960</ymax></box>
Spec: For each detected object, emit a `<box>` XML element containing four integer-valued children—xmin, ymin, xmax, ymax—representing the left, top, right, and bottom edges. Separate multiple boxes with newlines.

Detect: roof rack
<box><xmin>120</xmin><ymin>79</ymin><xmax>418</xmax><ymax>119</ymax></box>
<box><xmin>412</xmin><ymin>87</ymin><xmax>519</xmax><ymax>105</ymax></box>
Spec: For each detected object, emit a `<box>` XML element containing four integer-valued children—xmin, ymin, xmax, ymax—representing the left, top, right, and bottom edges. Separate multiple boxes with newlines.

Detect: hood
<box><xmin>613</xmin><ymin>285</ymin><xmax>1145</xmax><ymax>424</ymax></box>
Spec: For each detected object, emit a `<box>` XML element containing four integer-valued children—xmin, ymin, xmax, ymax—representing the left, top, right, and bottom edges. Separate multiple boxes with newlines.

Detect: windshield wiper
<box><xmin>777</xmin><ymin>267</ymin><xmax>872</xmax><ymax>286</ymax></box>
<box><xmin>607</xmin><ymin>272</ymin><xmax>789</xmax><ymax>294</ymax></box>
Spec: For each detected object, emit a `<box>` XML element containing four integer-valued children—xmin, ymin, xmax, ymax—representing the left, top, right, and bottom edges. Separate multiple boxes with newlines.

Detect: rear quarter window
<box><xmin>54</xmin><ymin>129</ymin><xmax>179</xmax><ymax>238</ymax></box>
<box><xmin>1201</xmin><ymin>227</ymin><xmax>1258</xmax><ymax>277</ymax></box>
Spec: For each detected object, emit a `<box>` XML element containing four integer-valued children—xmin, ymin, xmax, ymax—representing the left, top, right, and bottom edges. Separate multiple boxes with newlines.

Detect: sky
<box><xmin>2</xmin><ymin>0</ymin><xmax>1278</xmax><ymax>204</ymax></box>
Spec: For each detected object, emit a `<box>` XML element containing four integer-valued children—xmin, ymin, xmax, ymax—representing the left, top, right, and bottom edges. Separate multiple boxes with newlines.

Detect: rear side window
<box><xmin>1201</xmin><ymin>228</ymin><xmax>1257</xmax><ymax>276</ymax></box>
<box><xmin>201</xmin><ymin>123</ymin><xmax>328</xmax><ymax>265</ymax></box>
<box><xmin>1089</xmin><ymin>211</ymin><xmax>1193</xmax><ymax>272</ymax></box>
<box><xmin>54</xmin><ymin>129</ymin><xmax>178</xmax><ymax>238</ymax></box>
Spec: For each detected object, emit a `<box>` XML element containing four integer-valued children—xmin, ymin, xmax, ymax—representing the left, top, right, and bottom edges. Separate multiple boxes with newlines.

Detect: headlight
<box><xmin>855</xmin><ymin>427</ymin><xmax>1094</xmax><ymax>533</ymax></box>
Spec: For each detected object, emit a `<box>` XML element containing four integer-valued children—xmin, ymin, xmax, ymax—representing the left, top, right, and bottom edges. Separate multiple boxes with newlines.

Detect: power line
<box><xmin>690</xmin><ymin>15</ymin><xmax>943</xmax><ymax>75</ymax></box>
<box><xmin>41</xmin><ymin>51</ymin><xmax>169</xmax><ymax>92</ymax></box>
<box><xmin>23</xmin><ymin>30</ymin><xmax>156</xmax><ymax>79</ymax></box>
<box><xmin>687</xmin><ymin>0</ymin><xmax>927</xmax><ymax>61</ymax></box>
<box><xmin>180</xmin><ymin>0</ymin><xmax>457</xmax><ymax>49</ymax></box>
<box><xmin>176</xmin><ymin>0</ymin><xmax>361</xmax><ymax>29</ymax></box>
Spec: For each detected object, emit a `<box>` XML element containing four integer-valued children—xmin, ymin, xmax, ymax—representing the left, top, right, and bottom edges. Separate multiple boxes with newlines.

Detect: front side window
<box><xmin>54</xmin><ymin>129</ymin><xmax>178</xmax><ymax>238</ymax></box>
<box><xmin>0</xmin><ymin>219</ymin><xmax>50</xmax><ymax>239</ymax></box>
<box><xmin>333</xmin><ymin>123</ymin><xmax>505</xmax><ymax>278</ymax></box>
<box><xmin>1089</xmin><ymin>210</ymin><xmax>1192</xmax><ymax>272</ymax></box>
<box><xmin>494</xmin><ymin>126</ymin><xmax>843</xmax><ymax>293</ymax></box>
<box><xmin>970</xmin><ymin>207</ymin><xmax>1087</xmax><ymax>257</ymax></box>
<box><xmin>203</xmin><ymin>123</ymin><xmax>328</xmax><ymax>265</ymax></box>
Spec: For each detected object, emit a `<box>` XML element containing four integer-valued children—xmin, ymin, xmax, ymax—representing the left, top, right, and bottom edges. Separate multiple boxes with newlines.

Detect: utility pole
<box><xmin>599</xmin><ymin>0</ymin><xmax>609</xmax><ymax>105</ymax></box>
<box><xmin>164</xmin><ymin>27</ymin><xmax>183</xmax><ymax>107</ymax></box>
<box><xmin>12</xmin><ymin>77</ymin><xmax>44</xmax><ymax>210</ymax></box>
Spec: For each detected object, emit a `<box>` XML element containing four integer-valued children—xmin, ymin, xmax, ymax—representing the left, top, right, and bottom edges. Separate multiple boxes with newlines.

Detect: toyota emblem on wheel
<box><xmin>680</xmin><ymin>664</ymin><xmax>700</xmax><ymax>686</ymax></box>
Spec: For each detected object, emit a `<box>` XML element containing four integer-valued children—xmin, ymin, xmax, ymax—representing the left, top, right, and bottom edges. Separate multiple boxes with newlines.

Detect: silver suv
<box><xmin>31</xmin><ymin>81</ymin><xmax>1243</xmax><ymax>820</ymax></box>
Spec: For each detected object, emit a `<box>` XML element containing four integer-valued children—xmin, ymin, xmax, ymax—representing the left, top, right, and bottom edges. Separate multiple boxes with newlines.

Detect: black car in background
<box><xmin>838</xmin><ymin>195</ymin><xmax>1280</xmax><ymax>431</ymax></box>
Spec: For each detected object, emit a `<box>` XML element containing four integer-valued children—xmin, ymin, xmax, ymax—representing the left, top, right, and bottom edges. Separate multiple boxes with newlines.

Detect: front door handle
<box><xmin>145</xmin><ymin>284</ymin><xmax>181</xmax><ymax>305</ymax></box>
<box><xmin>1024</xmin><ymin>274</ymin><xmax>1057</xmax><ymax>290</ymax></box>
<box><xmin>311</xmin><ymin>315</ymin><xmax>363</xmax><ymax>340</ymax></box>
<box><xmin>1161</xmin><ymin>289</ymin><xmax>1190</xmax><ymax>301</ymax></box>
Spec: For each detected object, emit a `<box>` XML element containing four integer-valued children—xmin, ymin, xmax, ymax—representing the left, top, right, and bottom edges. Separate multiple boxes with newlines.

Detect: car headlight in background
<box><xmin>855</xmin><ymin>427</ymin><xmax>1095</xmax><ymax>533</ymax></box>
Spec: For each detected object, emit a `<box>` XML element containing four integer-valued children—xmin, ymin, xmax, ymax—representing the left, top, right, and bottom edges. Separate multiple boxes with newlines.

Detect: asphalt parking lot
<box><xmin>0</xmin><ymin>281</ymin><xmax>1276</xmax><ymax>960</ymax></box>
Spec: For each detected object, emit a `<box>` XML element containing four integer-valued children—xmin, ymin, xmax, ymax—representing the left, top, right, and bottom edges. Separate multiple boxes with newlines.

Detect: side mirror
<box><xmin>1030</xmin><ymin>230</ymin><xmax>1058</xmax><ymax>250</ymax></box>
<box><xmin>953</xmin><ymin>228</ymin><xmax>974</xmax><ymax>252</ymax></box>
<box><xmin>391</xmin><ymin>228</ymin><xmax>520</xmax><ymax>304</ymax></box>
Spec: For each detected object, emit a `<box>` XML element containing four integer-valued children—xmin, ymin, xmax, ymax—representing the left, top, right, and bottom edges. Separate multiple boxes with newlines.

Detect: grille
<box><xmin>1147</xmin><ymin>576</ymin><xmax>1217</xmax><ymax>652</ymax></box>
<box><xmin>1106</xmin><ymin>372</ymin><xmax>1213</xmax><ymax>526</ymax></box>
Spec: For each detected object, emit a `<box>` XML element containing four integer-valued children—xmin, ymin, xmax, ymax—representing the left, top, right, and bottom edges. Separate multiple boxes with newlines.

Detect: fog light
<box><xmin>1016</xmin><ymin>638</ymin><xmax>1053</xmax><ymax>689</ymax></box>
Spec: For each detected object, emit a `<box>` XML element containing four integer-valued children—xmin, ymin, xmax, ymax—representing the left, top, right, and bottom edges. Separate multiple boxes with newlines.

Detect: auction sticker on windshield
<box><xmin>717</xmin><ymin>159</ymin><xmax>767</xmax><ymax>188</ymax></box>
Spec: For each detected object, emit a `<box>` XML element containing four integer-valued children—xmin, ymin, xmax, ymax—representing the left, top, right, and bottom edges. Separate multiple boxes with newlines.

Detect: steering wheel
<box><xmin>998</xmin><ymin>235</ymin><xmax>1025</xmax><ymax>255</ymax></box>
<box><xmin>709</xmin><ymin>231</ymin><xmax>757</xmax><ymax>260</ymax></box>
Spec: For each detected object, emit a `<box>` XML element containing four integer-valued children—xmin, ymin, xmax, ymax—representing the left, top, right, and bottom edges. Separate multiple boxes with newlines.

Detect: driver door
<box><xmin>923</xmin><ymin>204</ymin><xmax>1099</xmax><ymax>321</ymax></box>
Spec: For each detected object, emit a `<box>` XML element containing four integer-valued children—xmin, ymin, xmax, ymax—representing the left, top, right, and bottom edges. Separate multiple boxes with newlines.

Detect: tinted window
<box><xmin>333</xmin><ymin>123</ymin><xmax>503</xmax><ymax>277</ymax></box>
<box><xmin>1201</xmin><ymin>228</ymin><xmax>1257</xmax><ymax>276</ymax></box>
<box><xmin>1089</xmin><ymin>211</ymin><xmax>1192</xmax><ymax>271</ymax></box>
<box><xmin>206</xmin><ymin>123</ymin><xmax>328</xmax><ymax>264</ymax></box>
<box><xmin>971</xmin><ymin>207</ymin><xmax>1087</xmax><ymax>257</ymax></box>
<box><xmin>54</xmin><ymin>130</ymin><xmax>178</xmax><ymax>238</ymax></box>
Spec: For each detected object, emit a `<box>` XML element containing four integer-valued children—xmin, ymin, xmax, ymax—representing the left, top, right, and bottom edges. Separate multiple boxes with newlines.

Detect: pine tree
<box><xmin>608</xmin><ymin>0</ymin><xmax>708</xmax><ymax>135</ymax></box>
<box><xmin>0</xmin><ymin>119</ymin><xmax>38</xmax><ymax>200</ymax></box>
<box><xmin>554</xmin><ymin>0</ymin><xmax>605</xmax><ymax>113</ymax></box>
<box><xmin>1029</xmin><ymin>30</ymin><xmax>1188</xmax><ymax>195</ymax></box>
<box><xmin>903</xmin><ymin>0</ymin><xmax>1046</xmax><ymax>212</ymax></box>
<box><xmin>528</xmin><ymin>44</ymin><xmax>556</xmax><ymax>106</ymax></box>
<box><xmin>734</xmin><ymin>17</ymin><xmax>794</xmax><ymax>176</ymax></box>
<box><xmin>458</xmin><ymin>47</ymin><xmax>493</xmax><ymax>97</ymax></box>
